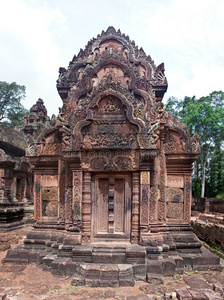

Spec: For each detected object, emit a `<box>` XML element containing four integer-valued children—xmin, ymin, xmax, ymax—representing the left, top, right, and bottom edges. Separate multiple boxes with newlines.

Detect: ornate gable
<box><xmin>55</xmin><ymin>27</ymin><xmax>168</xmax><ymax>153</ymax></box>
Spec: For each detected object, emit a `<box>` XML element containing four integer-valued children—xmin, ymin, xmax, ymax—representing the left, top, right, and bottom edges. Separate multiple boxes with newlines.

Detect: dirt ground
<box><xmin>0</xmin><ymin>226</ymin><xmax>223</xmax><ymax>300</ymax></box>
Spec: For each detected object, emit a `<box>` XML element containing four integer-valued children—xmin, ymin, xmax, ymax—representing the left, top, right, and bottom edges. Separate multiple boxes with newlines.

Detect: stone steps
<box><xmin>71</xmin><ymin>263</ymin><xmax>135</xmax><ymax>287</ymax></box>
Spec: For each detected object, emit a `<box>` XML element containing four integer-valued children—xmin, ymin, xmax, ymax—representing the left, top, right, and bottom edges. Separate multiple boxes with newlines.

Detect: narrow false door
<box><xmin>92</xmin><ymin>173</ymin><xmax>131</xmax><ymax>241</ymax></box>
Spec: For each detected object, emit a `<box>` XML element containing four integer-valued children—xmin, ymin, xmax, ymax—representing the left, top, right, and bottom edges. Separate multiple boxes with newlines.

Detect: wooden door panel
<box><xmin>92</xmin><ymin>173</ymin><xmax>131</xmax><ymax>240</ymax></box>
<box><xmin>98</xmin><ymin>178</ymin><xmax>109</xmax><ymax>233</ymax></box>
<box><xmin>114</xmin><ymin>178</ymin><xmax>125</xmax><ymax>233</ymax></box>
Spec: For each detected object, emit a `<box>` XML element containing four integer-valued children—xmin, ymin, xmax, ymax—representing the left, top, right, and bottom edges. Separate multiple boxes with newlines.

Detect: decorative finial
<box><xmin>106</xmin><ymin>26</ymin><xmax>116</xmax><ymax>34</ymax></box>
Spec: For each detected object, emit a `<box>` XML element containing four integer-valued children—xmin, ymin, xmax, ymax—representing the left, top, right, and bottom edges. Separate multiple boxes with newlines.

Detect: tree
<box><xmin>164</xmin><ymin>91</ymin><xmax>224</xmax><ymax>198</ymax></box>
<box><xmin>0</xmin><ymin>81</ymin><xmax>28</xmax><ymax>127</ymax></box>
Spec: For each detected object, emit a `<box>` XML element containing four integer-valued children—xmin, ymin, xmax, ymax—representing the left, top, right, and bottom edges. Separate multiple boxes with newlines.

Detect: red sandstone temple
<box><xmin>3</xmin><ymin>27</ymin><xmax>221</xmax><ymax>286</ymax></box>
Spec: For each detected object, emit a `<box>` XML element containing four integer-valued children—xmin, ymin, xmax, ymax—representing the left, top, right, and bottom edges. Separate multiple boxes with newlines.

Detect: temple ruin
<box><xmin>3</xmin><ymin>27</ymin><xmax>221</xmax><ymax>286</ymax></box>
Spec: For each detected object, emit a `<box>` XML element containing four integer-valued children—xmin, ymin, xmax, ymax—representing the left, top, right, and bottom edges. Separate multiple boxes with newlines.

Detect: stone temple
<box><xmin>3</xmin><ymin>27</ymin><xmax>221</xmax><ymax>286</ymax></box>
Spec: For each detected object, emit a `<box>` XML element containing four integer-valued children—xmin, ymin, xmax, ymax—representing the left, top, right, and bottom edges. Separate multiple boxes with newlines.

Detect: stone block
<box><xmin>51</xmin><ymin>257</ymin><xmax>68</xmax><ymax>276</ymax></box>
<box><xmin>63</xmin><ymin>233</ymin><xmax>81</xmax><ymax>245</ymax></box>
<box><xmin>112</xmin><ymin>253</ymin><xmax>126</xmax><ymax>263</ymax></box>
<box><xmin>2</xmin><ymin>246</ymin><xmax>29</xmax><ymax>264</ymax></box>
<box><xmin>100</xmin><ymin>280</ymin><xmax>119</xmax><ymax>287</ymax></box>
<box><xmin>146</xmin><ymin>273</ymin><xmax>164</xmax><ymax>284</ymax></box>
<box><xmin>167</xmin><ymin>175</ymin><xmax>184</xmax><ymax>188</ymax></box>
<box><xmin>42</xmin><ymin>253</ymin><xmax>57</xmax><ymax>271</ymax></box>
<box><xmin>140</xmin><ymin>233</ymin><xmax>163</xmax><ymax>247</ymax></box>
<box><xmin>192</xmin><ymin>248</ymin><xmax>220</xmax><ymax>268</ymax></box>
<box><xmin>202</xmin><ymin>288</ymin><xmax>223</xmax><ymax>300</ymax></box>
<box><xmin>172</xmin><ymin>255</ymin><xmax>184</xmax><ymax>274</ymax></box>
<box><xmin>72</xmin><ymin>245</ymin><xmax>93</xmax><ymax>262</ymax></box>
<box><xmin>36</xmin><ymin>250</ymin><xmax>48</xmax><ymax>266</ymax></box>
<box><xmin>51</xmin><ymin>242</ymin><xmax>60</xmax><ymax>254</ymax></box>
<box><xmin>118</xmin><ymin>264</ymin><xmax>135</xmax><ymax>287</ymax></box>
<box><xmin>188</xmin><ymin>289</ymin><xmax>208</xmax><ymax>300</ymax></box>
<box><xmin>85</xmin><ymin>264</ymin><xmax>100</xmax><ymax>279</ymax></box>
<box><xmin>167</xmin><ymin>202</ymin><xmax>184</xmax><ymax>219</ymax></box>
<box><xmin>58</xmin><ymin>245</ymin><xmax>73</xmax><ymax>257</ymax></box>
<box><xmin>147</xmin><ymin>259</ymin><xmax>163</xmax><ymax>274</ymax></box>
<box><xmin>176</xmin><ymin>289</ymin><xmax>192</xmax><ymax>300</ymax></box>
<box><xmin>28</xmin><ymin>250</ymin><xmax>39</xmax><ymax>263</ymax></box>
<box><xmin>92</xmin><ymin>252</ymin><xmax>113</xmax><ymax>263</ymax></box>
<box><xmin>71</xmin><ymin>275</ymin><xmax>85</xmax><ymax>286</ymax></box>
<box><xmin>133</xmin><ymin>264</ymin><xmax>147</xmax><ymax>281</ymax></box>
<box><xmin>167</xmin><ymin>187</ymin><xmax>183</xmax><ymax>202</ymax></box>
<box><xmin>100</xmin><ymin>264</ymin><xmax>119</xmax><ymax>280</ymax></box>
<box><xmin>85</xmin><ymin>278</ymin><xmax>100</xmax><ymax>287</ymax></box>
<box><xmin>183</xmin><ymin>276</ymin><xmax>212</xmax><ymax>290</ymax></box>
<box><xmin>45</xmin><ymin>240</ymin><xmax>54</xmax><ymax>252</ymax></box>
<box><xmin>213</xmin><ymin>283</ymin><xmax>224</xmax><ymax>297</ymax></box>
<box><xmin>126</xmin><ymin>245</ymin><xmax>146</xmax><ymax>264</ymax></box>
<box><xmin>64</xmin><ymin>259</ymin><xmax>78</xmax><ymax>276</ymax></box>
<box><xmin>119</xmin><ymin>278</ymin><xmax>135</xmax><ymax>287</ymax></box>
<box><xmin>180</xmin><ymin>253</ymin><xmax>193</xmax><ymax>269</ymax></box>
<box><xmin>162</xmin><ymin>257</ymin><xmax>176</xmax><ymax>276</ymax></box>
<box><xmin>26</xmin><ymin>229</ymin><xmax>53</xmax><ymax>240</ymax></box>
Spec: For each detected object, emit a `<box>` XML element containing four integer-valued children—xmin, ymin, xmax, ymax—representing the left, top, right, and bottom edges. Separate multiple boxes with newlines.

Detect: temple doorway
<box><xmin>91</xmin><ymin>173</ymin><xmax>131</xmax><ymax>241</ymax></box>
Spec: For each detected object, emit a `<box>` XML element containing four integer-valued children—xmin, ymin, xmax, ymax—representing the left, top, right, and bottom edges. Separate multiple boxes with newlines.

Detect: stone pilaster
<box><xmin>149</xmin><ymin>156</ymin><xmax>159</xmax><ymax>223</ymax></box>
<box><xmin>58</xmin><ymin>158</ymin><xmax>65</xmax><ymax>223</ymax></box>
<box><xmin>82</xmin><ymin>171</ymin><xmax>91</xmax><ymax>242</ymax></box>
<box><xmin>72</xmin><ymin>169</ymin><xmax>82</xmax><ymax>227</ymax></box>
<box><xmin>34</xmin><ymin>173</ymin><xmax>41</xmax><ymax>221</ymax></box>
<box><xmin>140</xmin><ymin>171</ymin><xmax>150</xmax><ymax>232</ymax></box>
<box><xmin>65</xmin><ymin>164</ymin><xmax>73</xmax><ymax>227</ymax></box>
<box><xmin>184</xmin><ymin>175</ymin><xmax>192</xmax><ymax>223</ymax></box>
<box><xmin>131</xmin><ymin>172</ymin><xmax>140</xmax><ymax>243</ymax></box>
<box><xmin>158</xmin><ymin>140</ymin><xmax>167</xmax><ymax>223</ymax></box>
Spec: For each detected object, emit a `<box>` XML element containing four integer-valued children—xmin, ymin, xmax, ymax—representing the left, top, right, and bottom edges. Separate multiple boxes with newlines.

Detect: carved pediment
<box><xmin>36</xmin><ymin>131</ymin><xmax>59</xmax><ymax>156</ymax></box>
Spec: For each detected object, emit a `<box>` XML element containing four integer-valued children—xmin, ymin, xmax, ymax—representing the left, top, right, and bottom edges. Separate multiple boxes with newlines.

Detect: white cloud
<box><xmin>0</xmin><ymin>0</ymin><xmax>224</xmax><ymax>115</ymax></box>
<box><xmin>0</xmin><ymin>0</ymin><xmax>66</xmax><ymax>115</ymax></box>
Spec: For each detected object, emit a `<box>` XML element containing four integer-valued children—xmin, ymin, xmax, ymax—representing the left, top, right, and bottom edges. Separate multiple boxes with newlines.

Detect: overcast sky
<box><xmin>1</xmin><ymin>0</ymin><xmax>224</xmax><ymax>116</ymax></box>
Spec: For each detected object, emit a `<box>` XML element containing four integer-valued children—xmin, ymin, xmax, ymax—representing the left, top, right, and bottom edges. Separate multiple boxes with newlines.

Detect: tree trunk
<box><xmin>201</xmin><ymin>147</ymin><xmax>206</xmax><ymax>198</ymax></box>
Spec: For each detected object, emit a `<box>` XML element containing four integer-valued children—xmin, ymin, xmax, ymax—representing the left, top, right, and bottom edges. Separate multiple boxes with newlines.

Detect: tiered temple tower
<box><xmin>4</xmin><ymin>27</ymin><xmax>221</xmax><ymax>286</ymax></box>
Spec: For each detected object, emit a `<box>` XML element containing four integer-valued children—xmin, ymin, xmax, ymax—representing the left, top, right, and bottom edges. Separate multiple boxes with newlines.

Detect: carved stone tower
<box><xmin>3</xmin><ymin>27</ymin><xmax>221</xmax><ymax>286</ymax></box>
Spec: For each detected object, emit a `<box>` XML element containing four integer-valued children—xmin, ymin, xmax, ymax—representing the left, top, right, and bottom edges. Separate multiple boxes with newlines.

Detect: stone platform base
<box><xmin>0</xmin><ymin>207</ymin><xmax>24</xmax><ymax>232</ymax></box>
<box><xmin>2</xmin><ymin>228</ymin><xmax>222</xmax><ymax>287</ymax></box>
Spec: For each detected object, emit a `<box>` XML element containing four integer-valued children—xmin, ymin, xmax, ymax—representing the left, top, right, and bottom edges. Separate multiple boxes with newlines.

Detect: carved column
<box><xmin>65</xmin><ymin>164</ymin><xmax>73</xmax><ymax>228</ymax></box>
<box><xmin>72</xmin><ymin>169</ymin><xmax>82</xmax><ymax>228</ymax></box>
<box><xmin>131</xmin><ymin>172</ymin><xmax>140</xmax><ymax>243</ymax></box>
<box><xmin>4</xmin><ymin>168</ymin><xmax>13</xmax><ymax>202</ymax></box>
<box><xmin>0</xmin><ymin>169</ymin><xmax>5</xmax><ymax>201</ymax></box>
<box><xmin>82</xmin><ymin>171</ymin><xmax>91</xmax><ymax>242</ymax></box>
<box><xmin>149</xmin><ymin>156</ymin><xmax>159</xmax><ymax>224</ymax></box>
<box><xmin>140</xmin><ymin>171</ymin><xmax>150</xmax><ymax>231</ymax></box>
<box><xmin>158</xmin><ymin>140</ymin><xmax>167</xmax><ymax>223</ymax></box>
<box><xmin>34</xmin><ymin>173</ymin><xmax>41</xmax><ymax>221</ymax></box>
<box><xmin>184</xmin><ymin>175</ymin><xmax>192</xmax><ymax>223</ymax></box>
<box><xmin>58</xmin><ymin>158</ymin><xmax>65</xmax><ymax>223</ymax></box>
<box><xmin>21</xmin><ymin>177</ymin><xmax>26</xmax><ymax>202</ymax></box>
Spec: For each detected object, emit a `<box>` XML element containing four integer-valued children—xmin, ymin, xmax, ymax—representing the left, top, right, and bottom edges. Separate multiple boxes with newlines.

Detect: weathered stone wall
<box><xmin>192</xmin><ymin>198</ymin><xmax>224</xmax><ymax>214</ymax></box>
<box><xmin>191</xmin><ymin>220</ymin><xmax>224</xmax><ymax>248</ymax></box>
<box><xmin>209</xmin><ymin>198</ymin><xmax>224</xmax><ymax>214</ymax></box>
